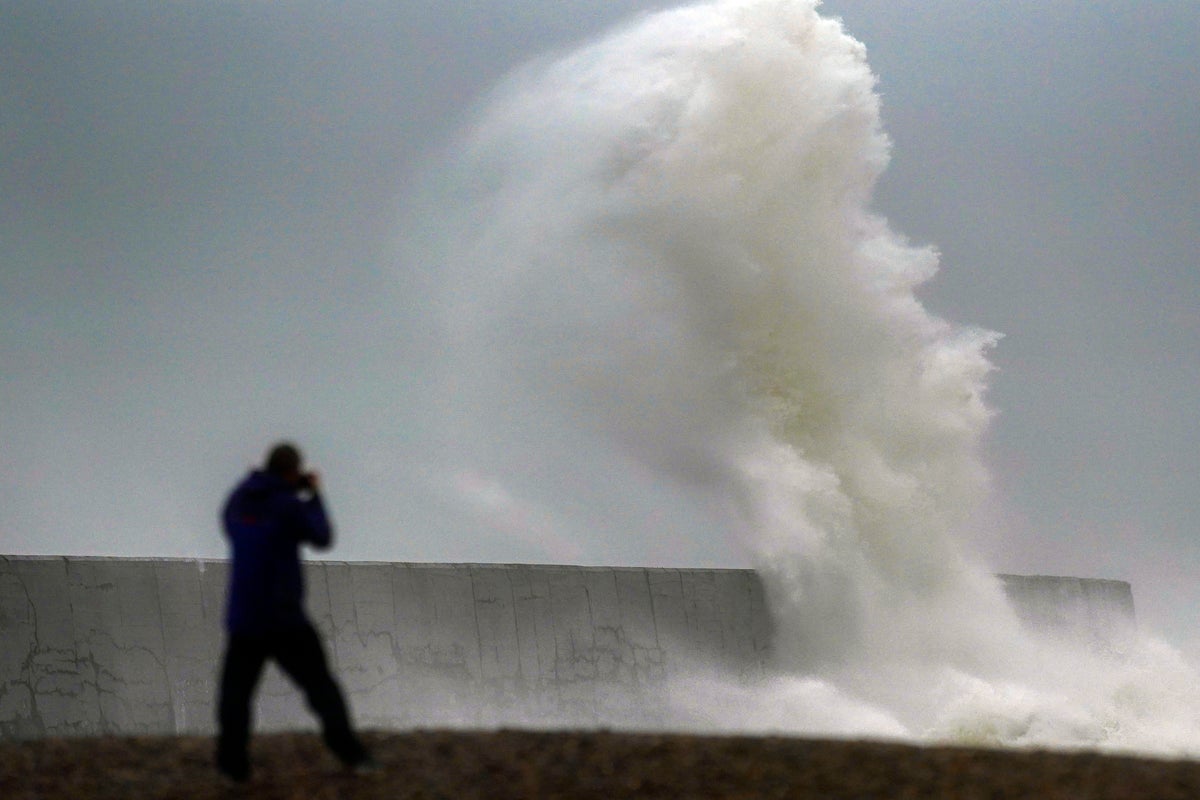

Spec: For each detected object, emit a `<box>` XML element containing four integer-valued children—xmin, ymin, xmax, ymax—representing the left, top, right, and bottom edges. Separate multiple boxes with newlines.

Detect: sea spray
<box><xmin>408</xmin><ymin>0</ymin><xmax>1200</xmax><ymax>753</ymax></box>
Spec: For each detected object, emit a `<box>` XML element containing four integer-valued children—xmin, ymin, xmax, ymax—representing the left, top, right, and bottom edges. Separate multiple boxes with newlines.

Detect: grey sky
<box><xmin>2</xmin><ymin>1</ymin><xmax>1198</xmax><ymax>653</ymax></box>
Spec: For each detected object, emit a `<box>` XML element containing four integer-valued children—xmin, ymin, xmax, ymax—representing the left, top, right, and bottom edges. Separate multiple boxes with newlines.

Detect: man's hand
<box><xmin>294</xmin><ymin>471</ymin><xmax>321</xmax><ymax>493</ymax></box>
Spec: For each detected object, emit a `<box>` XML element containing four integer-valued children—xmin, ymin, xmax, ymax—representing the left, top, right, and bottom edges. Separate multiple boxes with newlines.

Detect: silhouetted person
<box><xmin>215</xmin><ymin>442</ymin><xmax>374</xmax><ymax>782</ymax></box>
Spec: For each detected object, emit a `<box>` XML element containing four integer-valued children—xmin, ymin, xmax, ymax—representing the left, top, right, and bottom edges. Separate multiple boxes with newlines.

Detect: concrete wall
<box><xmin>997</xmin><ymin>573</ymin><xmax>1137</xmax><ymax>653</ymax></box>
<box><xmin>0</xmin><ymin>557</ymin><xmax>1134</xmax><ymax>739</ymax></box>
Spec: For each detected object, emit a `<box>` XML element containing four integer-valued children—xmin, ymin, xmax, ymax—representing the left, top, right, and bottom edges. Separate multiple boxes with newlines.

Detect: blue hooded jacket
<box><xmin>221</xmin><ymin>470</ymin><xmax>333</xmax><ymax>634</ymax></box>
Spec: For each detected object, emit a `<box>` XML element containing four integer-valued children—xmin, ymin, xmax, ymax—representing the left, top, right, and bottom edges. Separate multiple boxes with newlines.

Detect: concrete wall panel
<box><xmin>0</xmin><ymin>558</ymin><xmax>88</xmax><ymax>737</ymax></box>
<box><xmin>154</xmin><ymin>560</ymin><xmax>220</xmax><ymax>734</ymax></box>
<box><xmin>471</xmin><ymin>567</ymin><xmax>519</xmax><ymax>685</ymax></box>
<box><xmin>66</xmin><ymin>559</ymin><xmax>174</xmax><ymax>734</ymax></box>
<box><xmin>998</xmin><ymin>574</ymin><xmax>1136</xmax><ymax>653</ymax></box>
<box><xmin>612</xmin><ymin>568</ymin><xmax>663</xmax><ymax>687</ymax></box>
<box><xmin>0</xmin><ymin>561</ymin><xmax>36</xmax><ymax>735</ymax></box>
<box><xmin>509</xmin><ymin>566</ymin><xmax>552</xmax><ymax>688</ymax></box>
<box><xmin>0</xmin><ymin>556</ymin><xmax>1136</xmax><ymax>739</ymax></box>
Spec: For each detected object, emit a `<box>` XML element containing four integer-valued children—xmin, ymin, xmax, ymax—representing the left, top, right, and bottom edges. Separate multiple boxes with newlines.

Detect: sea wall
<box><xmin>0</xmin><ymin>557</ymin><xmax>1134</xmax><ymax>739</ymax></box>
<box><xmin>997</xmin><ymin>573</ymin><xmax>1137</xmax><ymax>653</ymax></box>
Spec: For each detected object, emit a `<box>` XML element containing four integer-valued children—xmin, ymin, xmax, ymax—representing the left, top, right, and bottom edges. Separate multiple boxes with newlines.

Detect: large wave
<box><xmin>406</xmin><ymin>0</ymin><xmax>1200</xmax><ymax>753</ymax></box>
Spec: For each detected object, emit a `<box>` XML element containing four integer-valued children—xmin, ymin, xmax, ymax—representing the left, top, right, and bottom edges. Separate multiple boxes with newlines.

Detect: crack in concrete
<box><xmin>151</xmin><ymin>565</ymin><xmax>178</xmax><ymax>733</ymax></box>
<box><xmin>8</xmin><ymin>564</ymin><xmax>45</xmax><ymax>736</ymax></box>
<box><xmin>468</xmin><ymin>568</ymin><xmax>485</xmax><ymax>683</ymax></box>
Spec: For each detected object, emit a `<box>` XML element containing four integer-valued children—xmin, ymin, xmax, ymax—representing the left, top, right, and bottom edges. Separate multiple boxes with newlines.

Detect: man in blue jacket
<box><xmin>215</xmin><ymin>442</ymin><xmax>374</xmax><ymax>782</ymax></box>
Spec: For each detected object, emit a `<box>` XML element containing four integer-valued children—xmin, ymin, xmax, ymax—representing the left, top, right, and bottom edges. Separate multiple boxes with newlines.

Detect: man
<box><xmin>215</xmin><ymin>441</ymin><xmax>375</xmax><ymax>782</ymax></box>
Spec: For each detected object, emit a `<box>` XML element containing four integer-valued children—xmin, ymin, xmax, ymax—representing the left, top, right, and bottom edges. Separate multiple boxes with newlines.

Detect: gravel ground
<box><xmin>3</xmin><ymin>730</ymin><xmax>1200</xmax><ymax>799</ymax></box>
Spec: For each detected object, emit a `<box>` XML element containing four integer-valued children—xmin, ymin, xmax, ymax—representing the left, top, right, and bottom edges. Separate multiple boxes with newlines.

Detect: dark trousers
<box><xmin>216</xmin><ymin>620</ymin><xmax>366</xmax><ymax>774</ymax></box>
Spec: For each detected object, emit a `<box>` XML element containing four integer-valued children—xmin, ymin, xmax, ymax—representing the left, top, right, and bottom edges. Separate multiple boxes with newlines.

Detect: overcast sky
<box><xmin>2</xmin><ymin>1</ymin><xmax>1197</xmax><ymax>654</ymax></box>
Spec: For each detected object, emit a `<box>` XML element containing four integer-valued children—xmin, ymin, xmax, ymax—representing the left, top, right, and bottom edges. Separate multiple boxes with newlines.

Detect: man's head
<box><xmin>265</xmin><ymin>442</ymin><xmax>303</xmax><ymax>482</ymax></box>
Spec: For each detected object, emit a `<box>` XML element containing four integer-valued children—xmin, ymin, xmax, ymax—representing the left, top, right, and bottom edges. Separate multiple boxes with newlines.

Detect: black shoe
<box><xmin>216</xmin><ymin>753</ymin><xmax>250</xmax><ymax>784</ymax></box>
<box><xmin>349</xmin><ymin>754</ymin><xmax>382</xmax><ymax>776</ymax></box>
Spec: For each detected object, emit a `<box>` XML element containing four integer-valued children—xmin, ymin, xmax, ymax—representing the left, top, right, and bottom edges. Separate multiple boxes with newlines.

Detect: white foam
<box><xmin>406</xmin><ymin>0</ymin><xmax>1200</xmax><ymax>755</ymax></box>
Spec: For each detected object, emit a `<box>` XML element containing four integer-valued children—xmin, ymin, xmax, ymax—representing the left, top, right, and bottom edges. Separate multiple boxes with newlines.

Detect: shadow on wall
<box><xmin>0</xmin><ymin>557</ymin><xmax>1133</xmax><ymax>739</ymax></box>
